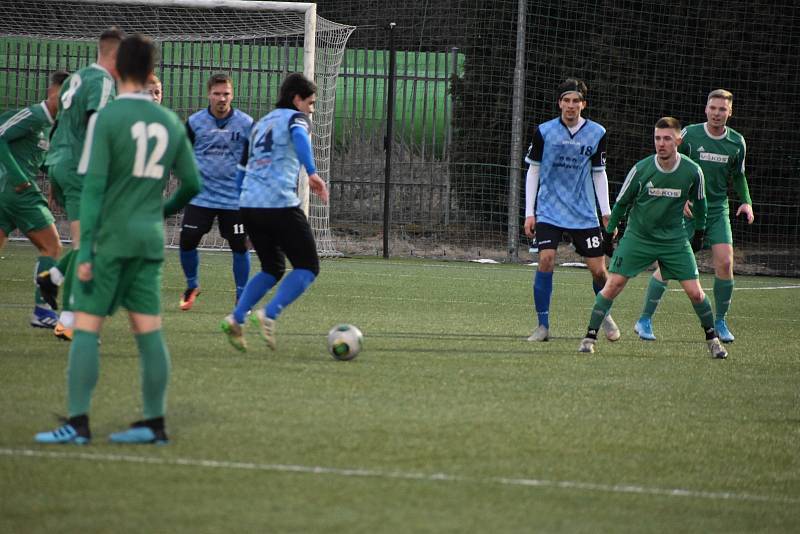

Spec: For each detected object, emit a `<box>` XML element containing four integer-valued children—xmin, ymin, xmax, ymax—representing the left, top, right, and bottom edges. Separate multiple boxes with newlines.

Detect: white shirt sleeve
<box><xmin>592</xmin><ymin>168</ymin><xmax>611</xmax><ymax>217</ymax></box>
<box><xmin>525</xmin><ymin>164</ymin><xmax>540</xmax><ymax>218</ymax></box>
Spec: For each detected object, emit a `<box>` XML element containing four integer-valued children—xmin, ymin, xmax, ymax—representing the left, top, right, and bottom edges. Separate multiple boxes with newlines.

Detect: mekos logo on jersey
<box><xmin>646</xmin><ymin>181</ymin><xmax>681</xmax><ymax>198</ymax></box>
<box><xmin>697</xmin><ymin>146</ymin><xmax>729</xmax><ymax>164</ymax></box>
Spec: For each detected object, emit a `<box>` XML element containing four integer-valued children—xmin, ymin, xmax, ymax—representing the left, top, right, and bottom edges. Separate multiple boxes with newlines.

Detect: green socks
<box><xmin>641</xmin><ymin>276</ymin><xmax>668</xmax><ymax>319</ymax></box>
<box><xmin>588</xmin><ymin>293</ymin><xmax>614</xmax><ymax>332</ymax></box>
<box><xmin>34</xmin><ymin>256</ymin><xmax>56</xmax><ymax>306</ymax></box>
<box><xmin>61</xmin><ymin>250</ymin><xmax>77</xmax><ymax>312</ymax></box>
<box><xmin>67</xmin><ymin>330</ymin><xmax>100</xmax><ymax>417</ymax></box>
<box><xmin>136</xmin><ymin>330</ymin><xmax>171</xmax><ymax>420</ymax></box>
<box><xmin>692</xmin><ymin>296</ymin><xmax>715</xmax><ymax>330</ymax></box>
<box><xmin>713</xmin><ymin>277</ymin><xmax>734</xmax><ymax>321</ymax></box>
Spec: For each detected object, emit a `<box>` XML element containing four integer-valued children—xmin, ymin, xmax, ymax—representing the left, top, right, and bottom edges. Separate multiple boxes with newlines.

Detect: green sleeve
<box><xmin>606</xmin><ymin>166</ymin><xmax>639</xmax><ymax>233</ymax></box>
<box><xmin>731</xmin><ymin>140</ymin><xmax>752</xmax><ymax>205</ymax></box>
<box><xmin>0</xmin><ymin>139</ymin><xmax>29</xmax><ymax>187</ymax></box>
<box><xmin>690</xmin><ymin>168</ymin><xmax>708</xmax><ymax>231</ymax></box>
<box><xmin>163</xmin><ymin>133</ymin><xmax>201</xmax><ymax>217</ymax></box>
<box><xmin>77</xmin><ymin>114</ymin><xmax>110</xmax><ymax>264</ymax></box>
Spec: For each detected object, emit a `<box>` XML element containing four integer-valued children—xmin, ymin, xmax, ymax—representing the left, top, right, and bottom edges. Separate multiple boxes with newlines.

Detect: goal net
<box><xmin>0</xmin><ymin>0</ymin><xmax>354</xmax><ymax>256</ymax></box>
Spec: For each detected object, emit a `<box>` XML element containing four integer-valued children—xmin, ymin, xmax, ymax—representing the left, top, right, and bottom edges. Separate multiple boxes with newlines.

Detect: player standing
<box><xmin>634</xmin><ymin>90</ymin><xmax>753</xmax><ymax>343</ymax></box>
<box><xmin>178</xmin><ymin>73</ymin><xmax>253</xmax><ymax>310</ymax></box>
<box><xmin>0</xmin><ymin>71</ymin><xmax>69</xmax><ymax>328</ymax></box>
<box><xmin>221</xmin><ymin>73</ymin><xmax>328</xmax><ymax>352</ymax></box>
<box><xmin>577</xmin><ymin>117</ymin><xmax>727</xmax><ymax>359</ymax></box>
<box><xmin>38</xmin><ymin>28</ymin><xmax>124</xmax><ymax>341</ymax></box>
<box><xmin>524</xmin><ymin>78</ymin><xmax>619</xmax><ymax>343</ymax></box>
<box><xmin>146</xmin><ymin>73</ymin><xmax>162</xmax><ymax>104</ymax></box>
<box><xmin>35</xmin><ymin>34</ymin><xmax>201</xmax><ymax>444</ymax></box>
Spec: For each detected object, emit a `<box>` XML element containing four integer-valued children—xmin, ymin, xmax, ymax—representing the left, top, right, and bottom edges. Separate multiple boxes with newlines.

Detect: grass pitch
<box><xmin>1</xmin><ymin>242</ymin><xmax>799</xmax><ymax>533</ymax></box>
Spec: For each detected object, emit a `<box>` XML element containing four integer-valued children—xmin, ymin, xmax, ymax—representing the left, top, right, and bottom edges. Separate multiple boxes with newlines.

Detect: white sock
<box><xmin>59</xmin><ymin>310</ymin><xmax>75</xmax><ymax>328</ymax></box>
<box><xmin>49</xmin><ymin>266</ymin><xmax>64</xmax><ymax>286</ymax></box>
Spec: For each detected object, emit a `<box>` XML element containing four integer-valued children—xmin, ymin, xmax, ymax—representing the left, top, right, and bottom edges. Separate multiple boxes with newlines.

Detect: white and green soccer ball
<box><xmin>327</xmin><ymin>324</ymin><xmax>363</xmax><ymax>361</ymax></box>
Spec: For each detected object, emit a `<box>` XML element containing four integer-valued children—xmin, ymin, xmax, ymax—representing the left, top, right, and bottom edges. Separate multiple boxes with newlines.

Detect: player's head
<box><xmin>276</xmin><ymin>73</ymin><xmax>317</xmax><ymax>114</ymax></box>
<box><xmin>207</xmin><ymin>73</ymin><xmax>233</xmax><ymax>118</ymax></box>
<box><xmin>116</xmin><ymin>34</ymin><xmax>158</xmax><ymax>87</ymax></box>
<box><xmin>46</xmin><ymin>70</ymin><xmax>70</xmax><ymax>116</ymax></box>
<box><xmin>557</xmin><ymin>78</ymin><xmax>587</xmax><ymax>123</ymax></box>
<box><xmin>97</xmin><ymin>27</ymin><xmax>125</xmax><ymax>77</ymax></box>
<box><xmin>147</xmin><ymin>73</ymin><xmax>162</xmax><ymax>104</ymax></box>
<box><xmin>705</xmin><ymin>88</ymin><xmax>733</xmax><ymax>129</ymax></box>
<box><xmin>654</xmin><ymin>116</ymin><xmax>682</xmax><ymax>161</ymax></box>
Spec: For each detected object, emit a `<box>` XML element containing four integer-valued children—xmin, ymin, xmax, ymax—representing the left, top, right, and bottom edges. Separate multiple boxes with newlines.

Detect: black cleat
<box><xmin>36</xmin><ymin>270</ymin><xmax>59</xmax><ymax>310</ymax></box>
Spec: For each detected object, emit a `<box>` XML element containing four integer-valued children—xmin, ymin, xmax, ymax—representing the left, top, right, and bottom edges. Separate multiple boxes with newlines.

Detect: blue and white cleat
<box><xmin>715</xmin><ymin>319</ymin><xmax>735</xmax><ymax>344</ymax></box>
<box><xmin>30</xmin><ymin>305</ymin><xmax>59</xmax><ymax>329</ymax></box>
<box><xmin>634</xmin><ymin>317</ymin><xmax>657</xmax><ymax>341</ymax></box>
<box><xmin>109</xmin><ymin>420</ymin><xmax>168</xmax><ymax>445</ymax></box>
<box><xmin>35</xmin><ymin>423</ymin><xmax>91</xmax><ymax>445</ymax></box>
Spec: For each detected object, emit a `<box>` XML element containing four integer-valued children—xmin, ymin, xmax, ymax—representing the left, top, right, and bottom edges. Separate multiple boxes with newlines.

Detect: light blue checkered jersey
<box><xmin>188</xmin><ymin>107</ymin><xmax>253</xmax><ymax>210</ymax></box>
<box><xmin>239</xmin><ymin>108</ymin><xmax>312</xmax><ymax>209</ymax></box>
<box><xmin>525</xmin><ymin>117</ymin><xmax>607</xmax><ymax>229</ymax></box>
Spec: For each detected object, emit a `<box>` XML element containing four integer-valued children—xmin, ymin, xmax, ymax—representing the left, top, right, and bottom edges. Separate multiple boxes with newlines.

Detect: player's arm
<box><xmin>85</xmin><ymin>76</ymin><xmax>114</xmax><ymax>116</ymax></box>
<box><xmin>731</xmin><ymin>138</ymin><xmax>754</xmax><ymax>223</ymax></box>
<box><xmin>164</xmin><ymin>131</ymin><xmax>202</xmax><ymax>217</ymax></box>
<box><xmin>590</xmin><ymin>133</ymin><xmax>612</xmax><ymax>231</ymax></box>
<box><xmin>235</xmin><ymin>139</ymin><xmax>249</xmax><ymax>191</ymax></box>
<box><xmin>0</xmin><ymin>111</ymin><xmax>35</xmax><ymax>190</ymax></box>
<box><xmin>689</xmin><ymin>167</ymin><xmax>708</xmax><ymax>251</ymax></box>
<box><xmin>185</xmin><ymin>121</ymin><xmax>196</xmax><ymax>145</ymax></box>
<box><xmin>76</xmin><ymin>113</ymin><xmax>110</xmax><ymax>279</ymax></box>
<box><xmin>606</xmin><ymin>165</ymin><xmax>639</xmax><ymax>233</ymax></box>
<box><xmin>523</xmin><ymin>127</ymin><xmax>544</xmax><ymax>237</ymax></box>
<box><xmin>290</xmin><ymin>112</ymin><xmax>328</xmax><ymax>203</ymax></box>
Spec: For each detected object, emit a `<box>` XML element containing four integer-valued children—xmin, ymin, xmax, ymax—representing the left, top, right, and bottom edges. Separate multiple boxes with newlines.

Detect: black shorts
<box><xmin>180</xmin><ymin>204</ymin><xmax>247</xmax><ymax>250</ymax></box>
<box><xmin>533</xmin><ymin>222</ymin><xmax>605</xmax><ymax>258</ymax></box>
<box><xmin>240</xmin><ymin>206</ymin><xmax>320</xmax><ymax>276</ymax></box>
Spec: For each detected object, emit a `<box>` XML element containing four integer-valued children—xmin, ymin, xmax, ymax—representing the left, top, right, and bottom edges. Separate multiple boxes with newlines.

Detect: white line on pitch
<box><xmin>1</xmin><ymin>448</ymin><xmax>796</xmax><ymax>505</ymax></box>
<box><xmin>668</xmin><ymin>285</ymin><xmax>800</xmax><ymax>292</ymax></box>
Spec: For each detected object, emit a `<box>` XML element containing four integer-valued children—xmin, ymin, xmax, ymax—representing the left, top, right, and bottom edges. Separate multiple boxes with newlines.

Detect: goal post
<box><xmin>0</xmin><ymin>0</ymin><xmax>354</xmax><ymax>256</ymax></box>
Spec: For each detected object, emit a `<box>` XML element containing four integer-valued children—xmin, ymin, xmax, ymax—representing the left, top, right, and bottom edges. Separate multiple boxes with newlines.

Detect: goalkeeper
<box><xmin>577</xmin><ymin>117</ymin><xmax>728</xmax><ymax>360</ymax></box>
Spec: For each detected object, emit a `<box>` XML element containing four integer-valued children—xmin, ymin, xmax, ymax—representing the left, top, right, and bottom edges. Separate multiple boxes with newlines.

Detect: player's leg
<box><xmin>26</xmin><ymin>223</ymin><xmax>62</xmax><ymax>328</ymax></box>
<box><xmin>528</xmin><ymin>222</ymin><xmax>560</xmax><ymax>341</ymax></box>
<box><xmin>635</xmin><ymin>267</ymin><xmax>667</xmax><ymax>340</ymax></box>
<box><xmin>218</xmin><ymin>208</ymin><xmax>251</xmax><ymax>304</ymax></box>
<box><xmin>579</xmin><ymin>273</ymin><xmax>629</xmax><ymax>353</ymax></box>
<box><xmin>110</xmin><ymin>259</ymin><xmax>169</xmax><ymax>444</ymax></box>
<box><xmin>708</xmin><ymin>212</ymin><xmax>736</xmax><ymax>342</ymax></box>
<box><xmin>178</xmin><ymin>205</ymin><xmax>213</xmax><ymax>310</ymax></box>
<box><xmin>579</xmin><ymin>226</ymin><xmax>620</xmax><ymax>342</ymax></box>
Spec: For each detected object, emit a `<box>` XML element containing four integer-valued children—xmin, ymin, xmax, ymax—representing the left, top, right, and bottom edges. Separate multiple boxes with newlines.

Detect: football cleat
<box><xmin>578</xmin><ymin>337</ymin><xmax>596</xmax><ymax>354</ymax></box>
<box><xmin>35</xmin><ymin>418</ymin><xmax>91</xmax><ymax>445</ymax></box>
<box><xmin>31</xmin><ymin>305</ymin><xmax>59</xmax><ymax>329</ymax></box>
<box><xmin>109</xmin><ymin>420</ymin><xmax>168</xmax><ymax>445</ymax></box>
<box><xmin>36</xmin><ymin>270</ymin><xmax>60</xmax><ymax>310</ymax></box>
<box><xmin>707</xmin><ymin>337</ymin><xmax>728</xmax><ymax>359</ymax></box>
<box><xmin>634</xmin><ymin>317</ymin><xmax>657</xmax><ymax>341</ymax></box>
<box><xmin>715</xmin><ymin>319</ymin><xmax>735</xmax><ymax>344</ymax></box>
<box><xmin>250</xmin><ymin>309</ymin><xmax>277</xmax><ymax>350</ymax></box>
<box><xmin>601</xmin><ymin>314</ymin><xmax>621</xmax><ymax>342</ymax></box>
<box><xmin>179</xmin><ymin>287</ymin><xmax>200</xmax><ymax>311</ymax></box>
<box><xmin>526</xmin><ymin>325</ymin><xmax>550</xmax><ymax>342</ymax></box>
<box><xmin>54</xmin><ymin>322</ymin><xmax>73</xmax><ymax>341</ymax></box>
<box><xmin>220</xmin><ymin>314</ymin><xmax>247</xmax><ymax>352</ymax></box>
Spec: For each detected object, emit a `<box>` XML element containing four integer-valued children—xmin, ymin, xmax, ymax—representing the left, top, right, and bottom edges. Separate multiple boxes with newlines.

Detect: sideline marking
<box><xmin>2</xmin><ymin>447</ymin><xmax>797</xmax><ymax>505</ymax></box>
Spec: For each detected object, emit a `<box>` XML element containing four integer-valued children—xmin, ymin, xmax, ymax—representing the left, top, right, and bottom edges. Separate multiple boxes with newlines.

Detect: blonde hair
<box><xmin>707</xmin><ymin>89</ymin><xmax>733</xmax><ymax>104</ymax></box>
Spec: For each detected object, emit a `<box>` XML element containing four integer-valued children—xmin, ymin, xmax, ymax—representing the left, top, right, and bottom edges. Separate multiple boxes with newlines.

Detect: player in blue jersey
<box><xmin>178</xmin><ymin>73</ymin><xmax>253</xmax><ymax>310</ymax></box>
<box><xmin>523</xmin><ymin>79</ymin><xmax>620</xmax><ymax>343</ymax></box>
<box><xmin>220</xmin><ymin>73</ymin><xmax>328</xmax><ymax>352</ymax></box>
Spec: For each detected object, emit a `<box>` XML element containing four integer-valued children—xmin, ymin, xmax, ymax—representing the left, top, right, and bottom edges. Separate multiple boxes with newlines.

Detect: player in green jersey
<box><xmin>0</xmin><ymin>70</ymin><xmax>69</xmax><ymax>328</ymax></box>
<box><xmin>35</xmin><ymin>34</ymin><xmax>201</xmax><ymax>445</ymax></box>
<box><xmin>635</xmin><ymin>90</ymin><xmax>753</xmax><ymax>343</ymax></box>
<box><xmin>38</xmin><ymin>28</ymin><xmax>124</xmax><ymax>342</ymax></box>
<box><xmin>578</xmin><ymin>117</ymin><xmax>728</xmax><ymax>359</ymax></box>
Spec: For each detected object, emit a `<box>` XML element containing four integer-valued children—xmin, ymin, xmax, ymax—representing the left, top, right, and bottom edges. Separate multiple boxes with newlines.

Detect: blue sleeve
<box><xmin>290</xmin><ymin>118</ymin><xmax>316</xmax><ymax>175</ymax></box>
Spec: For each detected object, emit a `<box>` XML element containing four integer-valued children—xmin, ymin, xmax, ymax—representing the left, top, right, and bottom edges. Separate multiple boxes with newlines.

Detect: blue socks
<box><xmin>233</xmin><ymin>272</ymin><xmax>277</xmax><ymax>323</ymax></box>
<box><xmin>265</xmin><ymin>269</ymin><xmax>317</xmax><ymax>320</ymax></box>
<box><xmin>533</xmin><ymin>271</ymin><xmax>553</xmax><ymax>328</ymax></box>
<box><xmin>180</xmin><ymin>249</ymin><xmax>199</xmax><ymax>289</ymax></box>
<box><xmin>232</xmin><ymin>251</ymin><xmax>251</xmax><ymax>301</ymax></box>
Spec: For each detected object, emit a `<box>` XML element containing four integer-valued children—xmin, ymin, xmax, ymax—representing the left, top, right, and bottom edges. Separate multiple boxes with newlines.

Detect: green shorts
<box><xmin>684</xmin><ymin>210</ymin><xmax>732</xmax><ymax>248</ymax></box>
<box><xmin>0</xmin><ymin>189</ymin><xmax>55</xmax><ymax>235</ymax></box>
<box><xmin>48</xmin><ymin>164</ymin><xmax>82</xmax><ymax>221</ymax></box>
<box><xmin>609</xmin><ymin>235</ymin><xmax>699</xmax><ymax>281</ymax></box>
<box><xmin>73</xmin><ymin>255</ymin><xmax>163</xmax><ymax>317</ymax></box>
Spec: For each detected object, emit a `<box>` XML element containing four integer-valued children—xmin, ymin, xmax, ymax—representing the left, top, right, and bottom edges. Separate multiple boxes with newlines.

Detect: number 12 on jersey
<box><xmin>131</xmin><ymin>121</ymin><xmax>168</xmax><ymax>179</ymax></box>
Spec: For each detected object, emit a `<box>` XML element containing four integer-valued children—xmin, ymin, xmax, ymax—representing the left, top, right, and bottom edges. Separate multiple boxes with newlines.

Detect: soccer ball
<box><xmin>327</xmin><ymin>324</ymin><xmax>363</xmax><ymax>361</ymax></box>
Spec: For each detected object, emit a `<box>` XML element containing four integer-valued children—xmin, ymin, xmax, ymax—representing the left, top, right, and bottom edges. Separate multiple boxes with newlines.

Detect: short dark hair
<box><xmin>207</xmin><ymin>73</ymin><xmax>232</xmax><ymax>91</ymax></box>
<box><xmin>50</xmin><ymin>70</ymin><xmax>70</xmax><ymax>87</ymax></box>
<box><xmin>98</xmin><ymin>27</ymin><xmax>125</xmax><ymax>56</ymax></box>
<box><xmin>655</xmin><ymin>116</ymin><xmax>681</xmax><ymax>131</ymax></box>
<box><xmin>275</xmin><ymin>73</ymin><xmax>317</xmax><ymax>109</ymax></box>
<box><xmin>116</xmin><ymin>34</ymin><xmax>158</xmax><ymax>85</ymax></box>
<box><xmin>557</xmin><ymin>78</ymin><xmax>588</xmax><ymax>101</ymax></box>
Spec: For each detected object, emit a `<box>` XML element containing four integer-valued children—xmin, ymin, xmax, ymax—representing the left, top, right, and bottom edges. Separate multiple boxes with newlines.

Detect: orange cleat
<box><xmin>179</xmin><ymin>287</ymin><xmax>200</xmax><ymax>311</ymax></box>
